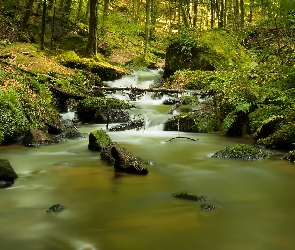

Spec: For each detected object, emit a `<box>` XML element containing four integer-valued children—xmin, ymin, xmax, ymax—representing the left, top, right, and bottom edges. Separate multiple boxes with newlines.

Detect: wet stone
<box><xmin>201</xmin><ymin>204</ymin><xmax>216</xmax><ymax>211</ymax></box>
<box><xmin>173</xmin><ymin>192</ymin><xmax>206</xmax><ymax>202</ymax></box>
<box><xmin>46</xmin><ymin>204</ymin><xmax>64</xmax><ymax>213</ymax></box>
<box><xmin>53</xmin><ymin>162</ymin><xmax>74</xmax><ymax>166</ymax></box>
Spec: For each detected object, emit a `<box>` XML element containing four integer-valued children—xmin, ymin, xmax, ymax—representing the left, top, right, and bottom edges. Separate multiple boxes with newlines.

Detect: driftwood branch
<box><xmin>166</xmin><ymin>96</ymin><xmax>185</xmax><ymax>115</ymax></box>
<box><xmin>165</xmin><ymin>136</ymin><xmax>199</xmax><ymax>142</ymax></box>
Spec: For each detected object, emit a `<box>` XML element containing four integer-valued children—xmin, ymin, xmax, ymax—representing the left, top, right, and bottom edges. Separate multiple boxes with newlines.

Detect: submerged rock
<box><xmin>109</xmin><ymin>118</ymin><xmax>145</xmax><ymax>132</ymax></box>
<box><xmin>88</xmin><ymin>129</ymin><xmax>112</xmax><ymax>151</ymax></box>
<box><xmin>201</xmin><ymin>204</ymin><xmax>216</xmax><ymax>211</ymax></box>
<box><xmin>211</xmin><ymin>144</ymin><xmax>271</xmax><ymax>161</ymax></box>
<box><xmin>100</xmin><ymin>142</ymin><xmax>148</xmax><ymax>175</ymax></box>
<box><xmin>46</xmin><ymin>204</ymin><xmax>64</xmax><ymax>213</ymax></box>
<box><xmin>173</xmin><ymin>192</ymin><xmax>206</xmax><ymax>202</ymax></box>
<box><xmin>0</xmin><ymin>159</ymin><xmax>18</xmax><ymax>184</ymax></box>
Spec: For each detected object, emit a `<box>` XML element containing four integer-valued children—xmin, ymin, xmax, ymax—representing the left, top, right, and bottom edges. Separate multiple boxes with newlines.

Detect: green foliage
<box><xmin>282</xmin><ymin>150</ymin><xmax>295</xmax><ymax>162</ymax></box>
<box><xmin>57</xmin><ymin>51</ymin><xmax>80</xmax><ymax>63</ymax></box>
<box><xmin>0</xmin><ymin>69</ymin><xmax>60</xmax><ymax>144</ymax></box>
<box><xmin>164</xmin><ymin>69</ymin><xmax>217</xmax><ymax>90</ymax></box>
<box><xmin>0</xmin><ymin>89</ymin><xmax>30</xmax><ymax>142</ymax></box>
<box><xmin>168</xmin><ymin>29</ymin><xmax>200</xmax><ymax>60</ymax></box>
<box><xmin>199</xmin><ymin>30</ymin><xmax>252</xmax><ymax>69</ymax></box>
<box><xmin>221</xmin><ymin>102</ymin><xmax>251</xmax><ymax>135</ymax></box>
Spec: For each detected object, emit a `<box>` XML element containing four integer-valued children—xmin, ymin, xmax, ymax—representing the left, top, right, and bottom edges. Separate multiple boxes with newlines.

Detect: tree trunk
<box><xmin>192</xmin><ymin>0</ymin><xmax>198</xmax><ymax>27</ymax></box>
<box><xmin>22</xmin><ymin>0</ymin><xmax>35</xmax><ymax>31</ymax></box>
<box><xmin>50</xmin><ymin>0</ymin><xmax>56</xmax><ymax>49</ymax></box>
<box><xmin>150</xmin><ymin>0</ymin><xmax>157</xmax><ymax>39</ymax></box>
<box><xmin>86</xmin><ymin>0</ymin><xmax>98</xmax><ymax>56</ymax></box>
<box><xmin>144</xmin><ymin>0</ymin><xmax>151</xmax><ymax>59</ymax></box>
<box><xmin>249</xmin><ymin>0</ymin><xmax>253</xmax><ymax>23</ymax></box>
<box><xmin>101</xmin><ymin>0</ymin><xmax>110</xmax><ymax>35</ymax></box>
<box><xmin>210</xmin><ymin>0</ymin><xmax>215</xmax><ymax>28</ymax></box>
<box><xmin>218</xmin><ymin>0</ymin><xmax>224</xmax><ymax>28</ymax></box>
<box><xmin>234</xmin><ymin>0</ymin><xmax>239</xmax><ymax>29</ymax></box>
<box><xmin>180</xmin><ymin>0</ymin><xmax>190</xmax><ymax>27</ymax></box>
<box><xmin>240</xmin><ymin>0</ymin><xmax>244</xmax><ymax>28</ymax></box>
<box><xmin>41</xmin><ymin>0</ymin><xmax>47</xmax><ymax>50</ymax></box>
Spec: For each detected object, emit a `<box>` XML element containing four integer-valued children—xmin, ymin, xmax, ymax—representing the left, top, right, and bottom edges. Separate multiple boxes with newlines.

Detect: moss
<box><xmin>164</xmin><ymin>29</ymin><xmax>251</xmax><ymax>77</ymax></box>
<box><xmin>61</xmin><ymin>57</ymin><xmax>130</xmax><ymax>81</ymax></box>
<box><xmin>88</xmin><ymin>129</ymin><xmax>112</xmax><ymax>151</ymax></box>
<box><xmin>58</xmin><ymin>34</ymin><xmax>87</xmax><ymax>52</ymax></box>
<box><xmin>211</xmin><ymin>144</ymin><xmax>270</xmax><ymax>160</ymax></box>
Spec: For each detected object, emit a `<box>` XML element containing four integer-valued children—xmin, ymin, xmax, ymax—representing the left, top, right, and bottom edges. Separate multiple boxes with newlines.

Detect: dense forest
<box><xmin>0</xmin><ymin>0</ymin><xmax>295</xmax><ymax>152</ymax></box>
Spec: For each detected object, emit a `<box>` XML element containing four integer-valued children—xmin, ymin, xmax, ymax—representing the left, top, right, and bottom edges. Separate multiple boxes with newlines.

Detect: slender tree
<box><xmin>22</xmin><ymin>0</ymin><xmax>35</xmax><ymax>31</ymax></box>
<box><xmin>240</xmin><ymin>0</ymin><xmax>244</xmax><ymax>28</ymax></box>
<box><xmin>144</xmin><ymin>0</ymin><xmax>151</xmax><ymax>59</ymax></box>
<box><xmin>101</xmin><ymin>0</ymin><xmax>110</xmax><ymax>35</ymax></box>
<box><xmin>41</xmin><ymin>0</ymin><xmax>47</xmax><ymax>50</ymax></box>
<box><xmin>86</xmin><ymin>0</ymin><xmax>98</xmax><ymax>55</ymax></box>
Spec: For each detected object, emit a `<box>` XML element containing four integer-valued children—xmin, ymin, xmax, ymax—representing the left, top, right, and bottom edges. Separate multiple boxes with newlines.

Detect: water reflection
<box><xmin>1</xmin><ymin>69</ymin><xmax>295</xmax><ymax>249</ymax></box>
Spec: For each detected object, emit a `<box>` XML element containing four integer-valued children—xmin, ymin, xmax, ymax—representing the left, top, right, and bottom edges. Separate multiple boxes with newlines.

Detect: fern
<box><xmin>221</xmin><ymin>103</ymin><xmax>250</xmax><ymax>134</ymax></box>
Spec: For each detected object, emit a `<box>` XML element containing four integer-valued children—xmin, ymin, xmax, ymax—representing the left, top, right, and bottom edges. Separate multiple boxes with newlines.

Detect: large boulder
<box><xmin>100</xmin><ymin>142</ymin><xmax>148</xmax><ymax>175</ymax></box>
<box><xmin>164</xmin><ymin>40</ymin><xmax>214</xmax><ymax>78</ymax></box>
<box><xmin>76</xmin><ymin>97</ymin><xmax>130</xmax><ymax>123</ymax></box>
<box><xmin>88</xmin><ymin>129</ymin><xmax>112</xmax><ymax>151</ymax></box>
<box><xmin>0</xmin><ymin>159</ymin><xmax>18</xmax><ymax>183</ymax></box>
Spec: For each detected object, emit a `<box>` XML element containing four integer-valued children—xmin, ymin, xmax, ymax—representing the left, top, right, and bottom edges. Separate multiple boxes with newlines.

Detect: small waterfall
<box><xmin>104</xmin><ymin>68</ymin><xmax>173</xmax><ymax>131</ymax></box>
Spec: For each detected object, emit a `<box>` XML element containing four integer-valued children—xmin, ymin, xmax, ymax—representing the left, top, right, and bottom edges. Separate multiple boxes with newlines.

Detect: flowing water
<box><xmin>1</xmin><ymin>69</ymin><xmax>295</xmax><ymax>250</ymax></box>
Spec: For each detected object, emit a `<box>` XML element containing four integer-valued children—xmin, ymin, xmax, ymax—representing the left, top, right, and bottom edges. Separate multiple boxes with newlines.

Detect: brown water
<box><xmin>1</xmin><ymin>69</ymin><xmax>295</xmax><ymax>250</ymax></box>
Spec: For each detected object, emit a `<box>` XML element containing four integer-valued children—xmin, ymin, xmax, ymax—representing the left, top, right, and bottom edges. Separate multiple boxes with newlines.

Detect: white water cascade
<box><xmin>104</xmin><ymin>68</ymin><xmax>176</xmax><ymax>131</ymax></box>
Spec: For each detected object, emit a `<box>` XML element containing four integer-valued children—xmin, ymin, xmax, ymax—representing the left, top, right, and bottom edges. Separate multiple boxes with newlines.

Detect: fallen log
<box><xmin>96</xmin><ymin>86</ymin><xmax>212</xmax><ymax>96</ymax></box>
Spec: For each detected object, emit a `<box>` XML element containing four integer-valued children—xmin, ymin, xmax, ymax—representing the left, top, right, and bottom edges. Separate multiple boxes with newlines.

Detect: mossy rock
<box><xmin>88</xmin><ymin>129</ymin><xmax>112</xmax><ymax>151</ymax></box>
<box><xmin>62</xmin><ymin>58</ymin><xmax>130</xmax><ymax>81</ymax></box>
<box><xmin>256</xmin><ymin>123</ymin><xmax>295</xmax><ymax>150</ymax></box>
<box><xmin>62</xmin><ymin>128</ymin><xmax>85</xmax><ymax>140</ymax></box>
<box><xmin>0</xmin><ymin>159</ymin><xmax>18</xmax><ymax>183</ymax></box>
<box><xmin>211</xmin><ymin>144</ymin><xmax>270</xmax><ymax>161</ymax></box>
<box><xmin>22</xmin><ymin>128</ymin><xmax>58</xmax><ymax>147</ymax></box>
<box><xmin>100</xmin><ymin>142</ymin><xmax>148</xmax><ymax>175</ymax></box>
<box><xmin>282</xmin><ymin>150</ymin><xmax>295</xmax><ymax>162</ymax></box>
<box><xmin>76</xmin><ymin>97</ymin><xmax>131</xmax><ymax>123</ymax></box>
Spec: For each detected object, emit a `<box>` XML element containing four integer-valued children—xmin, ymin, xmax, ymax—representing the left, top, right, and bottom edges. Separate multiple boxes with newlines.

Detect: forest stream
<box><xmin>1</xmin><ymin>69</ymin><xmax>295</xmax><ymax>250</ymax></box>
